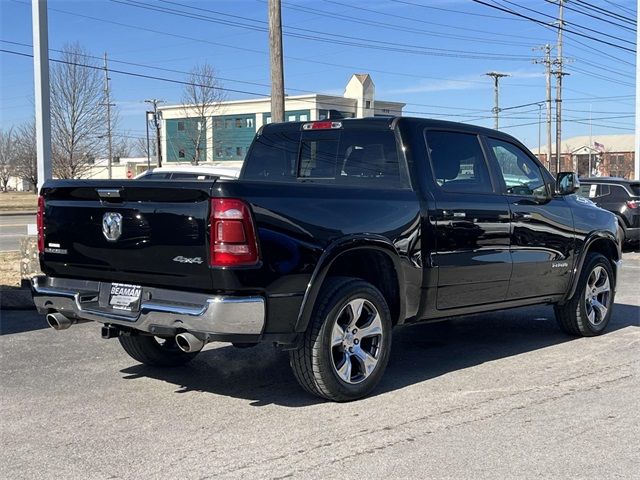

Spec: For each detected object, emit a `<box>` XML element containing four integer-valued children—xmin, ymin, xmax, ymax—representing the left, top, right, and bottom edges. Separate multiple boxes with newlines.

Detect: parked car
<box><xmin>577</xmin><ymin>177</ymin><xmax>640</xmax><ymax>246</ymax></box>
<box><xmin>135</xmin><ymin>165</ymin><xmax>240</xmax><ymax>180</ymax></box>
<box><xmin>32</xmin><ymin>118</ymin><xmax>621</xmax><ymax>401</ymax></box>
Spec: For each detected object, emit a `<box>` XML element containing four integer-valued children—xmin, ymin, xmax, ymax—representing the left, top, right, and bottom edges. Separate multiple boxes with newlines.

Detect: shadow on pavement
<box><xmin>120</xmin><ymin>302</ymin><xmax>639</xmax><ymax>407</ymax></box>
<box><xmin>0</xmin><ymin>307</ymin><xmax>48</xmax><ymax>335</ymax></box>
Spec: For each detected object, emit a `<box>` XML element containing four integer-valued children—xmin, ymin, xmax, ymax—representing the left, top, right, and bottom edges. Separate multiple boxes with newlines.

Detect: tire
<box><xmin>289</xmin><ymin>277</ymin><xmax>392</xmax><ymax>402</ymax></box>
<box><xmin>118</xmin><ymin>334</ymin><xmax>199</xmax><ymax>367</ymax></box>
<box><xmin>554</xmin><ymin>252</ymin><xmax>615</xmax><ymax>337</ymax></box>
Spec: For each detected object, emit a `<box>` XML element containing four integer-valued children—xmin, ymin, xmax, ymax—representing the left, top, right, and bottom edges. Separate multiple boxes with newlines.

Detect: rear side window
<box><xmin>243</xmin><ymin>127</ymin><xmax>407</xmax><ymax>188</ymax></box>
<box><xmin>610</xmin><ymin>185</ymin><xmax>630</xmax><ymax>200</ymax></box>
<box><xmin>425</xmin><ymin>131</ymin><xmax>493</xmax><ymax>194</ymax></box>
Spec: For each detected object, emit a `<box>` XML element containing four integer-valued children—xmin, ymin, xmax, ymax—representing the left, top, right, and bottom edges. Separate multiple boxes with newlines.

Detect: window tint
<box><xmin>425</xmin><ymin>131</ymin><xmax>492</xmax><ymax>193</ymax></box>
<box><xmin>337</xmin><ymin>130</ymin><xmax>403</xmax><ymax>186</ymax></box>
<box><xmin>299</xmin><ymin>131</ymin><xmax>340</xmax><ymax>178</ymax></box>
<box><xmin>138</xmin><ymin>172</ymin><xmax>171</xmax><ymax>180</ymax></box>
<box><xmin>170</xmin><ymin>173</ymin><xmax>216</xmax><ymax>180</ymax></box>
<box><xmin>487</xmin><ymin>138</ymin><xmax>546</xmax><ymax>197</ymax></box>
<box><xmin>610</xmin><ymin>185</ymin><xmax>629</xmax><ymax>200</ymax></box>
<box><xmin>598</xmin><ymin>185</ymin><xmax>611</xmax><ymax>197</ymax></box>
<box><xmin>630</xmin><ymin>183</ymin><xmax>640</xmax><ymax>196</ymax></box>
<box><xmin>243</xmin><ymin>127</ymin><xmax>406</xmax><ymax>187</ymax></box>
<box><xmin>242</xmin><ymin>129</ymin><xmax>300</xmax><ymax>182</ymax></box>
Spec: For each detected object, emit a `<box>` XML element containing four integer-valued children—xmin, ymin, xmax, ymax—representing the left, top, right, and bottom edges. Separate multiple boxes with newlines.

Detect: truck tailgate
<box><xmin>40</xmin><ymin>180</ymin><xmax>215</xmax><ymax>291</ymax></box>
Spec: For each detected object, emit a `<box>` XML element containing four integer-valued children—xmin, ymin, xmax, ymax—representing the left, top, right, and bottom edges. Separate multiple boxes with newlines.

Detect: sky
<box><xmin>0</xmin><ymin>0</ymin><xmax>636</xmax><ymax>150</ymax></box>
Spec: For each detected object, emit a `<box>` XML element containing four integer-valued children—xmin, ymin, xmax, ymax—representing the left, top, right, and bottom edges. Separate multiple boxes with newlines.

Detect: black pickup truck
<box><xmin>33</xmin><ymin>117</ymin><xmax>621</xmax><ymax>401</ymax></box>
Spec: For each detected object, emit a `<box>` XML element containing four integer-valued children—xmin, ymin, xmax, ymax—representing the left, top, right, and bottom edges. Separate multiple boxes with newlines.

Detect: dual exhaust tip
<box><xmin>46</xmin><ymin>312</ymin><xmax>205</xmax><ymax>353</ymax></box>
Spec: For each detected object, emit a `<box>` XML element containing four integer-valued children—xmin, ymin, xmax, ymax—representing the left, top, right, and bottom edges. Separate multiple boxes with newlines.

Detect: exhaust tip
<box><xmin>46</xmin><ymin>312</ymin><xmax>72</xmax><ymax>331</ymax></box>
<box><xmin>175</xmin><ymin>332</ymin><xmax>205</xmax><ymax>353</ymax></box>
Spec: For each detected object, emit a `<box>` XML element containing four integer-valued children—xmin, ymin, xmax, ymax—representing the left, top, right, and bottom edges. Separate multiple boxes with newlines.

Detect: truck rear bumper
<box><xmin>31</xmin><ymin>276</ymin><xmax>265</xmax><ymax>337</ymax></box>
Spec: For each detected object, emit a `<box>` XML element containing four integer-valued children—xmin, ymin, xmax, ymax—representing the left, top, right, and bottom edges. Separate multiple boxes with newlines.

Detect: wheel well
<box><xmin>586</xmin><ymin>238</ymin><xmax>619</xmax><ymax>263</ymax></box>
<box><xmin>325</xmin><ymin>249</ymin><xmax>401</xmax><ymax>325</ymax></box>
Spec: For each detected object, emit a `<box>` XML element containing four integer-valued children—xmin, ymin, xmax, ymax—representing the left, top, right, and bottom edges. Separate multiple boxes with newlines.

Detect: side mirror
<box><xmin>556</xmin><ymin>171</ymin><xmax>580</xmax><ymax>196</ymax></box>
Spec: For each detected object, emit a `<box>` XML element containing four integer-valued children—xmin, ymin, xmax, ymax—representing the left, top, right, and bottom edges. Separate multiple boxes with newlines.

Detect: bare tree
<box><xmin>135</xmin><ymin>136</ymin><xmax>156</xmax><ymax>159</ymax></box>
<box><xmin>0</xmin><ymin>127</ymin><xmax>15</xmax><ymax>192</ymax></box>
<box><xmin>180</xmin><ymin>63</ymin><xmax>225</xmax><ymax>165</ymax></box>
<box><xmin>13</xmin><ymin>121</ymin><xmax>38</xmax><ymax>192</ymax></box>
<box><xmin>50</xmin><ymin>42</ymin><xmax>106</xmax><ymax>178</ymax></box>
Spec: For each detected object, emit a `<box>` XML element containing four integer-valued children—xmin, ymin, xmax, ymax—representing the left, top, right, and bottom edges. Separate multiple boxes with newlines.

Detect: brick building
<box><xmin>532</xmin><ymin>134</ymin><xmax>635</xmax><ymax>179</ymax></box>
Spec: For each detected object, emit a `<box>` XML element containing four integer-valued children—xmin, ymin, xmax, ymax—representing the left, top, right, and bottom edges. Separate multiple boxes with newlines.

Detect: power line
<box><xmin>0</xmin><ymin>48</ymin><xmax>501</xmax><ymax>120</ymax></box>
<box><xmin>7</xmin><ymin>0</ymin><xmax>550</xmax><ymax>88</ymax></box>
<box><xmin>0</xmin><ymin>39</ymin><xmax>496</xmax><ymax>116</ymax></box>
<box><xmin>388</xmin><ymin>0</ymin><xmax>527</xmax><ymax>21</ymax></box>
<box><xmin>470</xmin><ymin>0</ymin><xmax>636</xmax><ymax>53</ymax></box>
<box><xmin>601</xmin><ymin>0</ymin><xmax>636</xmax><ymax>16</ymax></box>
<box><xmin>111</xmin><ymin>0</ymin><xmax>533</xmax><ymax>61</ymax></box>
<box><xmin>498</xmin><ymin>0</ymin><xmax>635</xmax><ymax>43</ymax></box>
<box><xmin>573</xmin><ymin>0</ymin><xmax>636</xmax><ymax>25</ymax></box>
<box><xmin>546</xmin><ymin>0</ymin><xmax>636</xmax><ymax>32</ymax></box>
<box><xmin>274</xmin><ymin>0</ymin><xmax>540</xmax><ymax>48</ymax></box>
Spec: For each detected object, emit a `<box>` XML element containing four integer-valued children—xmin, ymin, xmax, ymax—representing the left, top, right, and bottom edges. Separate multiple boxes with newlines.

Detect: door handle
<box><xmin>512</xmin><ymin>212</ymin><xmax>532</xmax><ymax>220</ymax></box>
<box><xmin>442</xmin><ymin>210</ymin><xmax>466</xmax><ymax>219</ymax></box>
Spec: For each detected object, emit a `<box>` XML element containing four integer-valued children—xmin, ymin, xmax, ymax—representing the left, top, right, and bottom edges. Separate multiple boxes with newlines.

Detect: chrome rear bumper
<box><xmin>31</xmin><ymin>276</ymin><xmax>265</xmax><ymax>336</ymax></box>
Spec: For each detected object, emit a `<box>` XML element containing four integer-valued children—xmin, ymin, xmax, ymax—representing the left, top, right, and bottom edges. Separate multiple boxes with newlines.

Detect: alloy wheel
<box><xmin>584</xmin><ymin>265</ymin><xmax>611</xmax><ymax>326</ymax></box>
<box><xmin>330</xmin><ymin>298</ymin><xmax>384</xmax><ymax>384</ymax></box>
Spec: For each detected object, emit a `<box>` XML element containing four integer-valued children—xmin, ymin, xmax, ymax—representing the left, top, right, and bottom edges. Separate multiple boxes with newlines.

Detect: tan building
<box><xmin>532</xmin><ymin>134</ymin><xmax>635</xmax><ymax>179</ymax></box>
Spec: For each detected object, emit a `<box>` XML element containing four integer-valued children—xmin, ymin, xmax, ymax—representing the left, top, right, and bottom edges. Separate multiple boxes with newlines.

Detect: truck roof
<box><xmin>260</xmin><ymin>116</ymin><xmax>528</xmax><ymax>152</ymax></box>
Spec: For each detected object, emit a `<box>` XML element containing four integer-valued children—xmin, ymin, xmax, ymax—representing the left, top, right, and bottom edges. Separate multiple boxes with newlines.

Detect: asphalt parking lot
<box><xmin>1</xmin><ymin>255</ymin><xmax>638</xmax><ymax>479</ymax></box>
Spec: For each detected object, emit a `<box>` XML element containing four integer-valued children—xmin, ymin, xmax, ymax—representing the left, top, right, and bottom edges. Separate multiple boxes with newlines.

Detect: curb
<box><xmin>0</xmin><ymin>210</ymin><xmax>37</xmax><ymax>217</ymax></box>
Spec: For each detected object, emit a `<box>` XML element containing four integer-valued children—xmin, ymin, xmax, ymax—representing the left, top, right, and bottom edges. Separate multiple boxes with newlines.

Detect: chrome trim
<box><xmin>31</xmin><ymin>276</ymin><xmax>265</xmax><ymax>336</ymax></box>
<box><xmin>97</xmin><ymin>188</ymin><xmax>122</xmax><ymax>199</ymax></box>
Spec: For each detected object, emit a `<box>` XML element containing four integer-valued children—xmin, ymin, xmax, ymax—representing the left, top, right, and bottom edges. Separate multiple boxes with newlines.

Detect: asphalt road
<box><xmin>0</xmin><ymin>215</ymin><xmax>35</xmax><ymax>252</ymax></box>
<box><xmin>1</xmin><ymin>256</ymin><xmax>638</xmax><ymax>479</ymax></box>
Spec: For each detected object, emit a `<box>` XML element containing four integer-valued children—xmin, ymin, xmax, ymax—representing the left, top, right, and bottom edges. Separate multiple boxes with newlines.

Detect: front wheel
<box><xmin>554</xmin><ymin>252</ymin><xmax>615</xmax><ymax>336</ymax></box>
<box><xmin>289</xmin><ymin>277</ymin><xmax>392</xmax><ymax>402</ymax></box>
<box><xmin>118</xmin><ymin>334</ymin><xmax>199</xmax><ymax>367</ymax></box>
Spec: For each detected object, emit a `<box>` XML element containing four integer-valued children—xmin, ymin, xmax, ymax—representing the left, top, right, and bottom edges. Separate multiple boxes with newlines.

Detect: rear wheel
<box><xmin>554</xmin><ymin>252</ymin><xmax>615</xmax><ymax>336</ymax></box>
<box><xmin>289</xmin><ymin>277</ymin><xmax>392</xmax><ymax>402</ymax></box>
<box><xmin>118</xmin><ymin>334</ymin><xmax>199</xmax><ymax>367</ymax></box>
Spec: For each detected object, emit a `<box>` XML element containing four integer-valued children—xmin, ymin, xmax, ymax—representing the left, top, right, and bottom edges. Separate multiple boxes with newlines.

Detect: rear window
<box><xmin>630</xmin><ymin>183</ymin><xmax>640</xmax><ymax>196</ymax></box>
<box><xmin>242</xmin><ymin>126</ymin><xmax>408</xmax><ymax>188</ymax></box>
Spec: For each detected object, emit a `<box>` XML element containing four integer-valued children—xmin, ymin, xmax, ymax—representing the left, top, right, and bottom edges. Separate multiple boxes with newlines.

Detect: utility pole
<box><xmin>554</xmin><ymin>0</ymin><xmax>566</xmax><ymax>174</ymax></box>
<box><xmin>145</xmin><ymin>99</ymin><xmax>163</xmax><ymax>167</ymax></box>
<box><xmin>268</xmin><ymin>0</ymin><xmax>285</xmax><ymax>123</ymax></box>
<box><xmin>635</xmin><ymin>6</ymin><xmax>639</xmax><ymax>179</ymax></box>
<box><xmin>145</xmin><ymin>111</ymin><xmax>151</xmax><ymax>170</ymax></box>
<box><xmin>485</xmin><ymin>72</ymin><xmax>509</xmax><ymax>130</ymax></box>
<box><xmin>537</xmin><ymin>103</ymin><xmax>543</xmax><ymax>161</ymax></box>
<box><xmin>103</xmin><ymin>53</ymin><xmax>115</xmax><ymax>179</ymax></box>
<box><xmin>587</xmin><ymin>104</ymin><xmax>593</xmax><ymax>177</ymax></box>
<box><xmin>32</xmin><ymin>0</ymin><xmax>52</xmax><ymax>190</ymax></box>
<box><xmin>533</xmin><ymin>45</ymin><xmax>554</xmax><ymax>171</ymax></box>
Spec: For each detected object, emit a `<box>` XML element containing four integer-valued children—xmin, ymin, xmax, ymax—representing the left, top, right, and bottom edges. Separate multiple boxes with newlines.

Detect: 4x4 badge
<box><xmin>102</xmin><ymin>212</ymin><xmax>123</xmax><ymax>241</ymax></box>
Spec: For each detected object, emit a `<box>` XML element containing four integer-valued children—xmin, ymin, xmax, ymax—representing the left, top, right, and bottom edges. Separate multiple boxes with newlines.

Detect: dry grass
<box><xmin>0</xmin><ymin>191</ymin><xmax>38</xmax><ymax>211</ymax></box>
<box><xmin>0</xmin><ymin>251</ymin><xmax>22</xmax><ymax>287</ymax></box>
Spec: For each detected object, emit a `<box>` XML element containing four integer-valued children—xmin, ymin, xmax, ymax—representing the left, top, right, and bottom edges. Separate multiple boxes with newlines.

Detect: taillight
<box><xmin>625</xmin><ymin>200</ymin><xmax>638</xmax><ymax>209</ymax></box>
<box><xmin>210</xmin><ymin>198</ymin><xmax>259</xmax><ymax>266</ymax></box>
<box><xmin>36</xmin><ymin>196</ymin><xmax>45</xmax><ymax>253</ymax></box>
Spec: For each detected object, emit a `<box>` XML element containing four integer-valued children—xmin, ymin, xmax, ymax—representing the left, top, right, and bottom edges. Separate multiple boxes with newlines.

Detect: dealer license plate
<box><xmin>108</xmin><ymin>283</ymin><xmax>142</xmax><ymax>311</ymax></box>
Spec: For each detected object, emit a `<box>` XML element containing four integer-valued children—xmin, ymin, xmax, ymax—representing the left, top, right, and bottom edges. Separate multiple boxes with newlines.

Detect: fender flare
<box><xmin>294</xmin><ymin>234</ymin><xmax>405</xmax><ymax>333</ymax></box>
<box><xmin>562</xmin><ymin>230</ymin><xmax>621</xmax><ymax>303</ymax></box>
